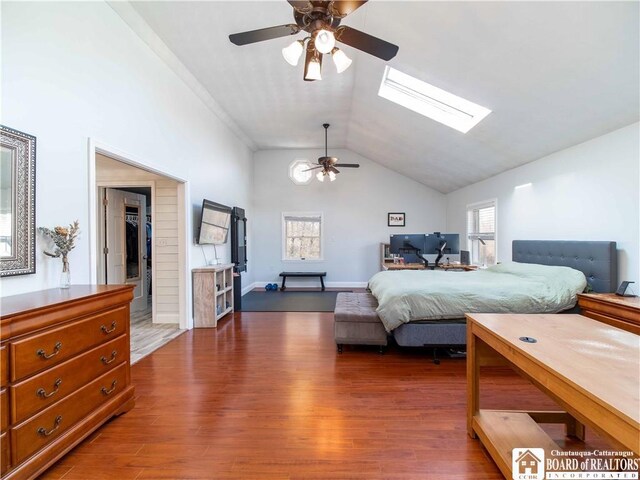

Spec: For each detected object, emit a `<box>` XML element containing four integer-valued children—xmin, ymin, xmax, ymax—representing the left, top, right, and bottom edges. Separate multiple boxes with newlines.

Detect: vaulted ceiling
<box><xmin>128</xmin><ymin>1</ymin><xmax>639</xmax><ymax>193</ymax></box>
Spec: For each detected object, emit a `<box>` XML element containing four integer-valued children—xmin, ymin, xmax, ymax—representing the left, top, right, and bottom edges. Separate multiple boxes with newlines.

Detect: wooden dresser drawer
<box><xmin>10</xmin><ymin>334</ymin><xmax>129</xmax><ymax>424</ymax></box>
<box><xmin>10</xmin><ymin>306</ymin><xmax>128</xmax><ymax>381</ymax></box>
<box><xmin>578</xmin><ymin>293</ymin><xmax>640</xmax><ymax>335</ymax></box>
<box><xmin>0</xmin><ymin>345</ymin><xmax>8</xmax><ymax>388</ymax></box>
<box><xmin>0</xmin><ymin>389</ymin><xmax>7</xmax><ymax>432</ymax></box>
<box><xmin>11</xmin><ymin>362</ymin><xmax>127</xmax><ymax>465</ymax></box>
<box><xmin>0</xmin><ymin>431</ymin><xmax>9</xmax><ymax>475</ymax></box>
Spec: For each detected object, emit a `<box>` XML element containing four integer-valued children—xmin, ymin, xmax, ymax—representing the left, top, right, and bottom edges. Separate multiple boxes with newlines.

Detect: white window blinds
<box><xmin>466</xmin><ymin>201</ymin><xmax>496</xmax><ymax>265</ymax></box>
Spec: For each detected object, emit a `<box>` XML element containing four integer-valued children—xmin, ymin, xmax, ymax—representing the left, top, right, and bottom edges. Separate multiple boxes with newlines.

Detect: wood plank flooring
<box><xmin>39</xmin><ymin>311</ymin><xmax>608</xmax><ymax>480</ymax></box>
<box><xmin>130</xmin><ymin>305</ymin><xmax>185</xmax><ymax>365</ymax></box>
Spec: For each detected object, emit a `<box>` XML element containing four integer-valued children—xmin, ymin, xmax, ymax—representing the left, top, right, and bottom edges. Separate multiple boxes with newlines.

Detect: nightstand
<box><xmin>577</xmin><ymin>293</ymin><xmax>640</xmax><ymax>334</ymax></box>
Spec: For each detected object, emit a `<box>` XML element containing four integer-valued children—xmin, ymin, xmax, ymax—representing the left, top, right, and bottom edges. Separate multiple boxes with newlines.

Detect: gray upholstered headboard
<box><xmin>512</xmin><ymin>240</ymin><xmax>618</xmax><ymax>293</ymax></box>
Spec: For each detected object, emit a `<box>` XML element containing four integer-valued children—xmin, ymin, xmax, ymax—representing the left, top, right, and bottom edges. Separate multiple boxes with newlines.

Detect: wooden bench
<box><xmin>279</xmin><ymin>271</ymin><xmax>326</xmax><ymax>291</ymax></box>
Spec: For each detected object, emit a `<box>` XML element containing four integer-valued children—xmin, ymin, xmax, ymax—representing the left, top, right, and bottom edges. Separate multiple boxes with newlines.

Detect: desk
<box><xmin>381</xmin><ymin>262</ymin><xmax>425</xmax><ymax>270</ymax></box>
<box><xmin>438</xmin><ymin>264</ymin><xmax>477</xmax><ymax>271</ymax></box>
<box><xmin>381</xmin><ymin>263</ymin><xmax>477</xmax><ymax>271</ymax></box>
<box><xmin>467</xmin><ymin>313</ymin><xmax>640</xmax><ymax>478</ymax></box>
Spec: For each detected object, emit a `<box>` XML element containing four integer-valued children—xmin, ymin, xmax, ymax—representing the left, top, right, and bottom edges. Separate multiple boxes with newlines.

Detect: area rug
<box><xmin>241</xmin><ymin>290</ymin><xmax>352</xmax><ymax>312</ymax></box>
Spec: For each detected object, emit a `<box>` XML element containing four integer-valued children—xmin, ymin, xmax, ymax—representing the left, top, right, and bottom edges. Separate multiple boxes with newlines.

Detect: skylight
<box><xmin>378</xmin><ymin>66</ymin><xmax>491</xmax><ymax>133</ymax></box>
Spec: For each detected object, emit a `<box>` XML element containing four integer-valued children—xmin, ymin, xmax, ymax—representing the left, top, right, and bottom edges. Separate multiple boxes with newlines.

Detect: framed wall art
<box><xmin>387</xmin><ymin>212</ymin><xmax>405</xmax><ymax>227</ymax></box>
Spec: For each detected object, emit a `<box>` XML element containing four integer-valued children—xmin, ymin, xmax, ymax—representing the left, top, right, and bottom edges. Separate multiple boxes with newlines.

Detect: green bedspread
<box><xmin>368</xmin><ymin>261</ymin><xmax>587</xmax><ymax>332</ymax></box>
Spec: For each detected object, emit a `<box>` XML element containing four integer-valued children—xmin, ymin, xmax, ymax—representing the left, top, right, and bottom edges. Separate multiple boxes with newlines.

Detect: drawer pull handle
<box><xmin>36</xmin><ymin>342</ymin><xmax>62</xmax><ymax>360</ymax></box>
<box><xmin>100</xmin><ymin>350</ymin><xmax>118</xmax><ymax>365</ymax></box>
<box><xmin>101</xmin><ymin>321</ymin><xmax>117</xmax><ymax>334</ymax></box>
<box><xmin>101</xmin><ymin>380</ymin><xmax>118</xmax><ymax>396</ymax></box>
<box><xmin>37</xmin><ymin>415</ymin><xmax>62</xmax><ymax>437</ymax></box>
<box><xmin>36</xmin><ymin>378</ymin><xmax>63</xmax><ymax>399</ymax></box>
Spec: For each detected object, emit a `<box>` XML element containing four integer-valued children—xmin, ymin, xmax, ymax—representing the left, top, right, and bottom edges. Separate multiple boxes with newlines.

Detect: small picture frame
<box><xmin>387</xmin><ymin>212</ymin><xmax>405</xmax><ymax>227</ymax></box>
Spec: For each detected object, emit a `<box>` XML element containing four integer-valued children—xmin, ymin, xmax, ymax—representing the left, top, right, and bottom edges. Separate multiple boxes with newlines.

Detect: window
<box><xmin>289</xmin><ymin>159</ymin><xmax>313</xmax><ymax>185</ymax></box>
<box><xmin>378</xmin><ymin>66</ymin><xmax>491</xmax><ymax>133</ymax></box>
<box><xmin>282</xmin><ymin>213</ymin><xmax>323</xmax><ymax>260</ymax></box>
<box><xmin>466</xmin><ymin>200</ymin><xmax>496</xmax><ymax>266</ymax></box>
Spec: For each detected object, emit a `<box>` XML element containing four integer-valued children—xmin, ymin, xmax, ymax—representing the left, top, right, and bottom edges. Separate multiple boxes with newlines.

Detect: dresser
<box><xmin>577</xmin><ymin>293</ymin><xmax>640</xmax><ymax>334</ymax></box>
<box><xmin>0</xmin><ymin>285</ymin><xmax>135</xmax><ymax>479</ymax></box>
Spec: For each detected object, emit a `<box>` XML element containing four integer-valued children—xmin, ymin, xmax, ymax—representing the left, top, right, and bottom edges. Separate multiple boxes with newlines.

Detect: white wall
<box><xmin>0</xmin><ymin>1</ymin><xmax>254</xmax><ymax>297</ymax></box>
<box><xmin>446</xmin><ymin>123</ymin><xmax>640</xmax><ymax>284</ymax></box>
<box><xmin>252</xmin><ymin>149</ymin><xmax>447</xmax><ymax>286</ymax></box>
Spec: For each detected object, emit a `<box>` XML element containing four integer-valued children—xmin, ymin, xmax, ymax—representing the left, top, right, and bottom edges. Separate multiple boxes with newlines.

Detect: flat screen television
<box><xmin>196</xmin><ymin>199</ymin><xmax>232</xmax><ymax>245</ymax></box>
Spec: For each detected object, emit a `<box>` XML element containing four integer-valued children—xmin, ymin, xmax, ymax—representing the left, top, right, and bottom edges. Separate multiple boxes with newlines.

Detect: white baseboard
<box><xmin>244</xmin><ymin>281</ymin><xmax>367</xmax><ymax>294</ymax></box>
<box><xmin>242</xmin><ymin>283</ymin><xmax>258</xmax><ymax>295</ymax></box>
<box><xmin>154</xmin><ymin>313</ymin><xmax>180</xmax><ymax>324</ymax></box>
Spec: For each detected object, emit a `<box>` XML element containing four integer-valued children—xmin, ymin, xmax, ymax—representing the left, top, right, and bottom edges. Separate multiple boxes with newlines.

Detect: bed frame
<box><xmin>392</xmin><ymin>240</ymin><xmax>618</xmax><ymax>359</ymax></box>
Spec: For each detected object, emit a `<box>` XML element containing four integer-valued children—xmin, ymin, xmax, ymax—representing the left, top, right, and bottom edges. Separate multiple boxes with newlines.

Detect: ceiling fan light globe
<box><xmin>328</xmin><ymin>171</ymin><xmax>337</xmax><ymax>182</ymax></box>
<box><xmin>332</xmin><ymin>48</ymin><xmax>352</xmax><ymax>73</ymax></box>
<box><xmin>282</xmin><ymin>40</ymin><xmax>304</xmax><ymax>66</ymax></box>
<box><xmin>315</xmin><ymin>29</ymin><xmax>336</xmax><ymax>54</ymax></box>
<box><xmin>305</xmin><ymin>57</ymin><xmax>322</xmax><ymax>81</ymax></box>
<box><xmin>316</xmin><ymin>171</ymin><xmax>325</xmax><ymax>182</ymax></box>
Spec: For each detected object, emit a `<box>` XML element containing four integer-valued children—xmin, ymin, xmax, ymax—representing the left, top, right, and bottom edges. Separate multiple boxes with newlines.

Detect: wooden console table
<box><xmin>577</xmin><ymin>293</ymin><xmax>640</xmax><ymax>334</ymax></box>
<box><xmin>0</xmin><ymin>285</ymin><xmax>136</xmax><ymax>479</ymax></box>
<box><xmin>467</xmin><ymin>313</ymin><xmax>639</xmax><ymax>479</ymax></box>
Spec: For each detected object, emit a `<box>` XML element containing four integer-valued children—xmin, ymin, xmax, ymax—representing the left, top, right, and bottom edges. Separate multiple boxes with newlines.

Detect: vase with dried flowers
<box><xmin>39</xmin><ymin>220</ymin><xmax>80</xmax><ymax>288</ymax></box>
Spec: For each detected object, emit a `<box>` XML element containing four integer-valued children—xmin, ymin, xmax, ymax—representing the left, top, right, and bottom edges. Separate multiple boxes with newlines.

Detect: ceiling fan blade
<box><xmin>302</xmin><ymin>165</ymin><xmax>323</xmax><ymax>172</ymax></box>
<box><xmin>229</xmin><ymin>24</ymin><xmax>300</xmax><ymax>46</ymax></box>
<box><xmin>336</xmin><ymin>26</ymin><xmax>398</xmax><ymax>61</ymax></box>
<box><xmin>329</xmin><ymin>166</ymin><xmax>340</xmax><ymax>174</ymax></box>
<box><xmin>329</xmin><ymin>1</ymin><xmax>368</xmax><ymax>17</ymax></box>
<box><xmin>334</xmin><ymin>163</ymin><xmax>360</xmax><ymax>168</ymax></box>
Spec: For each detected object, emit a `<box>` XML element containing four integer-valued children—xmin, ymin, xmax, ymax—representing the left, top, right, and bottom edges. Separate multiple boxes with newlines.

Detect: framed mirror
<box><xmin>1</xmin><ymin>125</ymin><xmax>36</xmax><ymax>276</ymax></box>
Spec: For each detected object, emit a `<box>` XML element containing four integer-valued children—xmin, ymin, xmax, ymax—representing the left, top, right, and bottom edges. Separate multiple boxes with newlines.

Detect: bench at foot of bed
<box><xmin>334</xmin><ymin>292</ymin><xmax>388</xmax><ymax>353</ymax></box>
<box><xmin>333</xmin><ymin>292</ymin><xmax>467</xmax><ymax>360</ymax></box>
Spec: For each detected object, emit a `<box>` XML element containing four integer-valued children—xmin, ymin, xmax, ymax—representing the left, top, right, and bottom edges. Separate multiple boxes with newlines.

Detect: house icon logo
<box><xmin>512</xmin><ymin>448</ymin><xmax>545</xmax><ymax>480</ymax></box>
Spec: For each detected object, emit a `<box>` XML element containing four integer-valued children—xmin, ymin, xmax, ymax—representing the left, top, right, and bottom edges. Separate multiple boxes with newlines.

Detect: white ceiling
<box><xmin>129</xmin><ymin>1</ymin><xmax>639</xmax><ymax>193</ymax></box>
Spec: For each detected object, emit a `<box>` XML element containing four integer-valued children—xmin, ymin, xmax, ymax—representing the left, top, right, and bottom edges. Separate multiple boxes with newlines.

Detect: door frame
<box><xmin>98</xmin><ymin>185</ymin><xmax>152</xmax><ymax>312</ymax></box>
<box><xmin>88</xmin><ymin>138</ymin><xmax>192</xmax><ymax>329</ymax></box>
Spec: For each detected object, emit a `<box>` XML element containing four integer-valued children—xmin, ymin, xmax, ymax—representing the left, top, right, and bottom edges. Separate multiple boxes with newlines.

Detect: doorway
<box><xmin>101</xmin><ymin>187</ymin><xmax>149</xmax><ymax>312</ymax></box>
<box><xmin>90</xmin><ymin>145</ymin><xmax>190</xmax><ymax>362</ymax></box>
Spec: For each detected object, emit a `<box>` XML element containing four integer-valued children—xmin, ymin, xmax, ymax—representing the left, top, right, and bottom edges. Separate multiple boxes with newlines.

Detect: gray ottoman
<box><xmin>334</xmin><ymin>293</ymin><xmax>388</xmax><ymax>353</ymax></box>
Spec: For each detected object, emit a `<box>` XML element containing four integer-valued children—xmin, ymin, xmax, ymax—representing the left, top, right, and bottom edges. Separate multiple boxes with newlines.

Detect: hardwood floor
<box><xmin>39</xmin><ymin>311</ymin><xmax>607</xmax><ymax>480</ymax></box>
<box><xmin>130</xmin><ymin>304</ymin><xmax>185</xmax><ymax>365</ymax></box>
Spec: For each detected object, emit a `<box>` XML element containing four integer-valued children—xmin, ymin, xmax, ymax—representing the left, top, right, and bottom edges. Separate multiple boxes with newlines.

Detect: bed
<box><xmin>372</xmin><ymin>240</ymin><xmax>618</xmax><ymax>349</ymax></box>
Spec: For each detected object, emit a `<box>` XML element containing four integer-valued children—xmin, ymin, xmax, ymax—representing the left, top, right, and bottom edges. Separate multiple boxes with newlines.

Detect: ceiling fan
<box><xmin>229</xmin><ymin>1</ymin><xmax>399</xmax><ymax>81</ymax></box>
<box><xmin>304</xmin><ymin>124</ymin><xmax>360</xmax><ymax>182</ymax></box>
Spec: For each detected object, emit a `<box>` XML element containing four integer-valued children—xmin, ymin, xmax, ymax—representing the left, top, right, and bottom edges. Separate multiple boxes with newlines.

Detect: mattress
<box><xmin>368</xmin><ymin>261</ymin><xmax>587</xmax><ymax>332</ymax></box>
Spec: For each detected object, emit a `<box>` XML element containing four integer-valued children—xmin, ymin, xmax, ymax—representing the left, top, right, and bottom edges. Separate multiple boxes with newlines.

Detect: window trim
<box><xmin>465</xmin><ymin>198</ymin><xmax>498</xmax><ymax>264</ymax></box>
<box><xmin>288</xmin><ymin>159</ymin><xmax>314</xmax><ymax>185</ymax></box>
<box><xmin>281</xmin><ymin>211</ymin><xmax>324</xmax><ymax>262</ymax></box>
